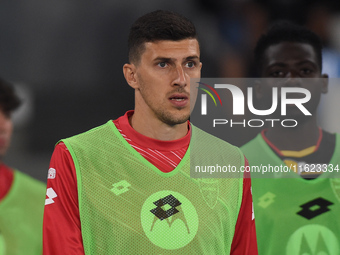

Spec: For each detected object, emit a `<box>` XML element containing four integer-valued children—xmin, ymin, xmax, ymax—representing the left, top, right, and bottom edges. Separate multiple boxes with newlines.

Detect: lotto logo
<box><xmin>45</xmin><ymin>188</ymin><xmax>57</xmax><ymax>205</ymax></box>
<box><xmin>149</xmin><ymin>194</ymin><xmax>190</xmax><ymax>234</ymax></box>
<box><xmin>150</xmin><ymin>194</ymin><xmax>181</xmax><ymax>221</ymax></box>
<box><xmin>258</xmin><ymin>192</ymin><xmax>276</xmax><ymax>208</ymax></box>
<box><xmin>297</xmin><ymin>197</ymin><xmax>334</xmax><ymax>220</ymax></box>
<box><xmin>110</xmin><ymin>180</ymin><xmax>131</xmax><ymax>195</ymax></box>
<box><xmin>141</xmin><ymin>190</ymin><xmax>199</xmax><ymax>250</ymax></box>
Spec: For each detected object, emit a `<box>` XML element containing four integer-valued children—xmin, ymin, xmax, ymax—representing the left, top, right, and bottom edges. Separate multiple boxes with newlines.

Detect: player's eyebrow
<box><xmin>264</xmin><ymin>63</ymin><xmax>287</xmax><ymax>73</ymax></box>
<box><xmin>266</xmin><ymin>63</ymin><xmax>287</xmax><ymax>68</ymax></box>
<box><xmin>153</xmin><ymin>55</ymin><xmax>200</xmax><ymax>63</ymax></box>
<box><xmin>185</xmin><ymin>55</ymin><xmax>200</xmax><ymax>61</ymax></box>
<box><xmin>266</xmin><ymin>60</ymin><xmax>318</xmax><ymax>71</ymax></box>
<box><xmin>295</xmin><ymin>60</ymin><xmax>318</xmax><ymax>68</ymax></box>
<box><xmin>153</xmin><ymin>57</ymin><xmax>172</xmax><ymax>63</ymax></box>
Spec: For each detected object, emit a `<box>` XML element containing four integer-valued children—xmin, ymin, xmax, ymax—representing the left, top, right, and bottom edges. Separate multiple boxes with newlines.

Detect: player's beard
<box><xmin>138</xmin><ymin>81</ymin><xmax>190</xmax><ymax>126</ymax></box>
<box><xmin>144</xmin><ymin>91</ymin><xmax>190</xmax><ymax>126</ymax></box>
<box><xmin>154</xmin><ymin>106</ymin><xmax>190</xmax><ymax>126</ymax></box>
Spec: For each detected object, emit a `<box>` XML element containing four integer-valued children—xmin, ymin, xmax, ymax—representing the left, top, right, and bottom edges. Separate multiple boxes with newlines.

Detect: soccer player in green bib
<box><xmin>0</xmin><ymin>79</ymin><xmax>46</xmax><ymax>254</ymax></box>
<box><xmin>241</xmin><ymin>21</ymin><xmax>340</xmax><ymax>254</ymax></box>
<box><xmin>43</xmin><ymin>10</ymin><xmax>258</xmax><ymax>254</ymax></box>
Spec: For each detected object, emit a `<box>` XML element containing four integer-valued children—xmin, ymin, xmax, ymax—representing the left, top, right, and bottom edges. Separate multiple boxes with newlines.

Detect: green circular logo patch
<box><xmin>141</xmin><ymin>190</ymin><xmax>199</xmax><ymax>250</ymax></box>
<box><xmin>286</xmin><ymin>224</ymin><xmax>339</xmax><ymax>255</ymax></box>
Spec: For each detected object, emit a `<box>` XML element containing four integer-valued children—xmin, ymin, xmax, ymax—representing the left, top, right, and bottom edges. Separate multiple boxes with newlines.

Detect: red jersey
<box><xmin>43</xmin><ymin>111</ymin><xmax>258</xmax><ymax>254</ymax></box>
<box><xmin>0</xmin><ymin>163</ymin><xmax>14</xmax><ymax>200</ymax></box>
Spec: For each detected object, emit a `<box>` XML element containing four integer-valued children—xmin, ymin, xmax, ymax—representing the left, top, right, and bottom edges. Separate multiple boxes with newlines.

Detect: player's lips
<box><xmin>169</xmin><ymin>93</ymin><xmax>189</xmax><ymax>107</ymax></box>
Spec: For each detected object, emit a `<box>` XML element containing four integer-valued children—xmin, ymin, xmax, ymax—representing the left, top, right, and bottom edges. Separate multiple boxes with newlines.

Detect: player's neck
<box><xmin>129</xmin><ymin>110</ymin><xmax>188</xmax><ymax>141</ymax></box>
<box><xmin>265</xmin><ymin>116</ymin><xmax>320</xmax><ymax>151</ymax></box>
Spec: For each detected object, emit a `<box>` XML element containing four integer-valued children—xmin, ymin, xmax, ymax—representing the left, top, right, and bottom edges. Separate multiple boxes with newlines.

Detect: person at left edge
<box><xmin>43</xmin><ymin>10</ymin><xmax>257</xmax><ymax>255</ymax></box>
<box><xmin>0</xmin><ymin>78</ymin><xmax>46</xmax><ymax>254</ymax></box>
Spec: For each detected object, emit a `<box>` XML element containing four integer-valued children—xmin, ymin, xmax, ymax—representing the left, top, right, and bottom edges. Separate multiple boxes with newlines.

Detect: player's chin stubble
<box><xmin>155</xmin><ymin>108</ymin><xmax>190</xmax><ymax>126</ymax></box>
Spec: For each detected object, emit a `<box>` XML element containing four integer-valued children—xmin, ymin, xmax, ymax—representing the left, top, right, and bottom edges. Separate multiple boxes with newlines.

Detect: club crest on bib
<box><xmin>198</xmin><ymin>178</ymin><xmax>220</xmax><ymax>209</ymax></box>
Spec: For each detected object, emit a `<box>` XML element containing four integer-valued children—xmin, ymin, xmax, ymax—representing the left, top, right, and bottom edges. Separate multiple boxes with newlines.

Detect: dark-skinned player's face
<box><xmin>256</xmin><ymin>42</ymin><xmax>328</xmax><ymax>120</ymax></box>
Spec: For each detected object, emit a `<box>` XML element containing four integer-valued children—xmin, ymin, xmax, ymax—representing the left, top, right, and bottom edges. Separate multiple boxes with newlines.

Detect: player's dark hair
<box><xmin>128</xmin><ymin>10</ymin><xmax>198</xmax><ymax>64</ymax></box>
<box><xmin>254</xmin><ymin>20</ymin><xmax>323</xmax><ymax>75</ymax></box>
<box><xmin>0</xmin><ymin>78</ymin><xmax>21</xmax><ymax>117</ymax></box>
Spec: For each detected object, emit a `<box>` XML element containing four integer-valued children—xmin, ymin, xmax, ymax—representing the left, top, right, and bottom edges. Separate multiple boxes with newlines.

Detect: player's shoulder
<box><xmin>62</xmin><ymin>120</ymin><xmax>114</xmax><ymax>143</ymax></box>
<box><xmin>13</xmin><ymin>170</ymin><xmax>46</xmax><ymax>195</ymax></box>
<box><xmin>241</xmin><ymin>132</ymin><xmax>263</xmax><ymax>151</ymax></box>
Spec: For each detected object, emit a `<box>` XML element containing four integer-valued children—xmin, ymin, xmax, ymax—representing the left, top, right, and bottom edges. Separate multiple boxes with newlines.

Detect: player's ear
<box><xmin>321</xmin><ymin>73</ymin><xmax>328</xmax><ymax>94</ymax></box>
<box><xmin>123</xmin><ymin>63</ymin><xmax>139</xmax><ymax>89</ymax></box>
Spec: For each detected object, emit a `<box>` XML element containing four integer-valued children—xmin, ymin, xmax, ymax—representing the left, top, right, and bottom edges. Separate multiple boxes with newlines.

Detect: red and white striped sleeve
<box><xmin>43</xmin><ymin>142</ymin><xmax>84</xmax><ymax>255</ymax></box>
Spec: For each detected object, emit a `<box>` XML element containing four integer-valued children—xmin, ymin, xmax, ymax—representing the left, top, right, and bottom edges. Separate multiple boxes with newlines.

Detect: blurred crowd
<box><xmin>1</xmin><ymin>0</ymin><xmax>340</xmax><ymax>181</ymax></box>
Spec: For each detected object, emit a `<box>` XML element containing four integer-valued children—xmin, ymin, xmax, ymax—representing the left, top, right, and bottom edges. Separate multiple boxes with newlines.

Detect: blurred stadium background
<box><xmin>1</xmin><ymin>0</ymin><xmax>340</xmax><ymax>181</ymax></box>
